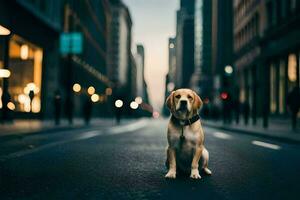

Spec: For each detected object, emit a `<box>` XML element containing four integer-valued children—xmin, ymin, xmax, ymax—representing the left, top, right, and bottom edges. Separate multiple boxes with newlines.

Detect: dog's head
<box><xmin>166</xmin><ymin>89</ymin><xmax>202</xmax><ymax>119</ymax></box>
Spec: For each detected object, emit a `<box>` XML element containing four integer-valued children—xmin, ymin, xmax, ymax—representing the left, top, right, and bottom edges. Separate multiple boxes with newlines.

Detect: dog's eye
<box><xmin>188</xmin><ymin>95</ymin><xmax>193</xmax><ymax>100</ymax></box>
<box><xmin>175</xmin><ymin>95</ymin><xmax>181</xmax><ymax>99</ymax></box>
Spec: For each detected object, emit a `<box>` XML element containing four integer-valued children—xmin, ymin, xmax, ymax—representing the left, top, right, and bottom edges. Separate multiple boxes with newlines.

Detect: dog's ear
<box><xmin>193</xmin><ymin>91</ymin><xmax>203</xmax><ymax>110</ymax></box>
<box><xmin>166</xmin><ymin>91</ymin><xmax>174</xmax><ymax>110</ymax></box>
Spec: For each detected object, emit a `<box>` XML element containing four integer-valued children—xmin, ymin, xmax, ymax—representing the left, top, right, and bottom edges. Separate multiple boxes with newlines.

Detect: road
<box><xmin>1</xmin><ymin>118</ymin><xmax>300</xmax><ymax>199</ymax></box>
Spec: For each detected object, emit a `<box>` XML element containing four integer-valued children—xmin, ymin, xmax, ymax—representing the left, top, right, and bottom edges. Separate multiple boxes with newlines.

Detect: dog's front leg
<box><xmin>165</xmin><ymin>147</ymin><xmax>176</xmax><ymax>179</ymax></box>
<box><xmin>190</xmin><ymin>146</ymin><xmax>203</xmax><ymax>179</ymax></box>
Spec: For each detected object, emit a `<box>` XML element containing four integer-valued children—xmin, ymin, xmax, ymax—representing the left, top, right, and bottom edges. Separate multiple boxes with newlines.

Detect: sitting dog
<box><xmin>165</xmin><ymin>88</ymin><xmax>212</xmax><ymax>179</ymax></box>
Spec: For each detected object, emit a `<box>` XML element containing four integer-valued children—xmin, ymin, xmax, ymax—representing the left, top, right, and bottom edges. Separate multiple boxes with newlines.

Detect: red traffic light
<box><xmin>220</xmin><ymin>92</ymin><xmax>228</xmax><ymax>100</ymax></box>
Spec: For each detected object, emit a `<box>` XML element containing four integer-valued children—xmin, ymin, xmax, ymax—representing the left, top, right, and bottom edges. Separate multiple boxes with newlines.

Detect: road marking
<box><xmin>251</xmin><ymin>140</ymin><xmax>281</xmax><ymax>150</ymax></box>
<box><xmin>0</xmin><ymin>120</ymin><xmax>148</xmax><ymax>161</ymax></box>
<box><xmin>213</xmin><ymin>131</ymin><xmax>232</xmax><ymax>140</ymax></box>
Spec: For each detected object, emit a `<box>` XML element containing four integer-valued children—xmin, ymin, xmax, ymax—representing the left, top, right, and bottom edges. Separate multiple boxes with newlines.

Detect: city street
<box><xmin>1</xmin><ymin>118</ymin><xmax>300</xmax><ymax>200</ymax></box>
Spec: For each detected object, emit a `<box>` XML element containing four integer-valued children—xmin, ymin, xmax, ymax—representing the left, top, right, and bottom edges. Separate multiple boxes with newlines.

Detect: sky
<box><xmin>122</xmin><ymin>0</ymin><xmax>179</xmax><ymax>111</ymax></box>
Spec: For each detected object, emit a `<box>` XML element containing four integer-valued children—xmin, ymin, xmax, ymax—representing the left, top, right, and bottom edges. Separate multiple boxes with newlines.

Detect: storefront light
<box><xmin>73</xmin><ymin>83</ymin><xmax>81</xmax><ymax>93</ymax></box>
<box><xmin>105</xmin><ymin>87</ymin><xmax>112</xmax><ymax>95</ymax></box>
<box><xmin>0</xmin><ymin>25</ymin><xmax>11</xmax><ymax>35</ymax></box>
<box><xmin>87</xmin><ymin>86</ymin><xmax>95</xmax><ymax>95</ymax></box>
<box><xmin>135</xmin><ymin>96</ymin><xmax>143</xmax><ymax>104</ymax></box>
<box><xmin>20</xmin><ymin>44</ymin><xmax>29</xmax><ymax>60</ymax></box>
<box><xmin>91</xmin><ymin>94</ymin><xmax>99</xmax><ymax>102</ymax></box>
<box><xmin>0</xmin><ymin>69</ymin><xmax>11</xmax><ymax>78</ymax></box>
<box><xmin>7</xmin><ymin>102</ymin><xmax>15</xmax><ymax>110</ymax></box>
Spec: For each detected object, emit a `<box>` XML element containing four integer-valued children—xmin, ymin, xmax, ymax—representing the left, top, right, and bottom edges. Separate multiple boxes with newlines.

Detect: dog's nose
<box><xmin>180</xmin><ymin>100</ymin><xmax>187</xmax><ymax>108</ymax></box>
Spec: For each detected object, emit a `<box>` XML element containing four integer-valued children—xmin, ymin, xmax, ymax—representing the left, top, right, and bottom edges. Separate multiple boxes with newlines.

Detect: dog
<box><xmin>165</xmin><ymin>88</ymin><xmax>212</xmax><ymax>179</ymax></box>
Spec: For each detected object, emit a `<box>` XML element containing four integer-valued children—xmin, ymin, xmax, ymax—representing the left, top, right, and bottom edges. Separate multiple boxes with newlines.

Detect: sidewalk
<box><xmin>0</xmin><ymin>118</ymin><xmax>121</xmax><ymax>139</ymax></box>
<box><xmin>203</xmin><ymin>118</ymin><xmax>300</xmax><ymax>144</ymax></box>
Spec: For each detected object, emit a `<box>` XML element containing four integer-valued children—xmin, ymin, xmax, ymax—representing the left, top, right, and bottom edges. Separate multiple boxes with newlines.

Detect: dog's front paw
<box><xmin>165</xmin><ymin>170</ymin><xmax>176</xmax><ymax>179</ymax></box>
<box><xmin>190</xmin><ymin>169</ymin><xmax>201</xmax><ymax>179</ymax></box>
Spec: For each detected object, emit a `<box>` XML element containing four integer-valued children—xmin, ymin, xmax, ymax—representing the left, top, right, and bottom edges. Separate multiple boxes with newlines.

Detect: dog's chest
<box><xmin>170</xmin><ymin>127</ymin><xmax>199</xmax><ymax>150</ymax></box>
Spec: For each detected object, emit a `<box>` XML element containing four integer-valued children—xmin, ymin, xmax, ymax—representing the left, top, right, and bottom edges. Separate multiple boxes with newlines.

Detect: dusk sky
<box><xmin>123</xmin><ymin>0</ymin><xmax>179</xmax><ymax>110</ymax></box>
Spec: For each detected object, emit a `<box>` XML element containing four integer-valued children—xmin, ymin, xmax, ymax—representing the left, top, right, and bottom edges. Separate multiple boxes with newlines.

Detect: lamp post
<box><xmin>0</xmin><ymin>26</ymin><xmax>11</xmax><ymax>123</ymax></box>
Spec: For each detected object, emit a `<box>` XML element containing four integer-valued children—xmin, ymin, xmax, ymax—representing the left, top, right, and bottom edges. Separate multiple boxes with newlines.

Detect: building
<box><xmin>192</xmin><ymin>0</ymin><xmax>212</xmax><ymax>98</ymax></box>
<box><xmin>135</xmin><ymin>44</ymin><xmax>149</xmax><ymax>103</ymax></box>
<box><xmin>108</xmin><ymin>0</ymin><xmax>133</xmax><ymax>101</ymax></box>
<box><xmin>234</xmin><ymin>0</ymin><xmax>300</xmax><ymax>124</ymax></box>
<box><xmin>175</xmin><ymin>0</ymin><xmax>195</xmax><ymax>88</ymax></box>
<box><xmin>211</xmin><ymin>0</ymin><xmax>233</xmax><ymax>101</ymax></box>
<box><xmin>0</xmin><ymin>0</ymin><xmax>113</xmax><ymax>121</ymax></box>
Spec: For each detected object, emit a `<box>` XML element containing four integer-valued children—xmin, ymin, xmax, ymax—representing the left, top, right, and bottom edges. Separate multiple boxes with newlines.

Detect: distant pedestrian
<box><xmin>83</xmin><ymin>96</ymin><xmax>93</xmax><ymax>125</ymax></box>
<box><xmin>53</xmin><ymin>90</ymin><xmax>61</xmax><ymax>125</ymax></box>
<box><xmin>242</xmin><ymin>100</ymin><xmax>250</xmax><ymax>126</ymax></box>
<box><xmin>287</xmin><ymin>86</ymin><xmax>300</xmax><ymax>131</ymax></box>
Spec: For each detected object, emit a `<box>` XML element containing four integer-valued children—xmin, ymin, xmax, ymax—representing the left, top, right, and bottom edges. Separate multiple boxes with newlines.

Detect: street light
<box><xmin>135</xmin><ymin>96</ymin><xmax>143</xmax><ymax>104</ymax></box>
<box><xmin>224</xmin><ymin>65</ymin><xmax>233</xmax><ymax>75</ymax></box>
<box><xmin>115</xmin><ymin>99</ymin><xmax>123</xmax><ymax>108</ymax></box>
<box><xmin>0</xmin><ymin>25</ymin><xmax>11</xmax><ymax>36</ymax></box>
<box><xmin>72</xmin><ymin>83</ymin><xmax>81</xmax><ymax>93</ymax></box>
<box><xmin>0</xmin><ymin>69</ymin><xmax>11</xmax><ymax>78</ymax></box>
<box><xmin>87</xmin><ymin>86</ymin><xmax>95</xmax><ymax>95</ymax></box>
<box><xmin>130</xmin><ymin>101</ymin><xmax>138</xmax><ymax>110</ymax></box>
<box><xmin>91</xmin><ymin>94</ymin><xmax>99</xmax><ymax>102</ymax></box>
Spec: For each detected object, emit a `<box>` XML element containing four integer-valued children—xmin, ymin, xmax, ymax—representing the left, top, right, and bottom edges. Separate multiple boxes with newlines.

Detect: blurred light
<box><xmin>25</xmin><ymin>83</ymin><xmax>39</xmax><ymax>94</ymax></box>
<box><xmin>99</xmin><ymin>95</ymin><xmax>104</xmax><ymax>103</ymax></box>
<box><xmin>135</xmin><ymin>96</ymin><xmax>143</xmax><ymax>104</ymax></box>
<box><xmin>0</xmin><ymin>87</ymin><xmax>2</xmax><ymax>109</ymax></box>
<box><xmin>32</xmin><ymin>97</ymin><xmax>41</xmax><ymax>113</ymax></box>
<box><xmin>130</xmin><ymin>101</ymin><xmax>138</xmax><ymax>110</ymax></box>
<box><xmin>18</xmin><ymin>94</ymin><xmax>27</xmax><ymax>103</ymax></box>
<box><xmin>169</xmin><ymin>43</ymin><xmax>175</xmax><ymax>49</ymax></box>
<box><xmin>7</xmin><ymin>102</ymin><xmax>15</xmax><ymax>110</ymax></box>
<box><xmin>105</xmin><ymin>87</ymin><xmax>112</xmax><ymax>95</ymax></box>
<box><xmin>0</xmin><ymin>25</ymin><xmax>11</xmax><ymax>35</ymax></box>
<box><xmin>73</xmin><ymin>83</ymin><xmax>81</xmax><ymax>93</ymax></box>
<box><xmin>167</xmin><ymin>82</ymin><xmax>175</xmax><ymax>92</ymax></box>
<box><xmin>288</xmin><ymin>54</ymin><xmax>297</xmax><ymax>82</ymax></box>
<box><xmin>152</xmin><ymin>111</ymin><xmax>160</xmax><ymax>119</ymax></box>
<box><xmin>91</xmin><ymin>94</ymin><xmax>99</xmax><ymax>102</ymax></box>
<box><xmin>203</xmin><ymin>98</ymin><xmax>209</xmax><ymax>104</ymax></box>
<box><xmin>224</xmin><ymin>65</ymin><xmax>233</xmax><ymax>74</ymax></box>
<box><xmin>115</xmin><ymin>99</ymin><xmax>123</xmax><ymax>108</ymax></box>
<box><xmin>0</xmin><ymin>69</ymin><xmax>11</xmax><ymax>78</ymax></box>
<box><xmin>87</xmin><ymin>86</ymin><xmax>95</xmax><ymax>95</ymax></box>
<box><xmin>220</xmin><ymin>92</ymin><xmax>228</xmax><ymax>100</ymax></box>
<box><xmin>20</xmin><ymin>45</ymin><xmax>29</xmax><ymax>60</ymax></box>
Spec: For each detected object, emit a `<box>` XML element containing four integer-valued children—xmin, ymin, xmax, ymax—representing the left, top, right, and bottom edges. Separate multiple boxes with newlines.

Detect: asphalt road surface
<box><xmin>1</xmin><ymin>118</ymin><xmax>300</xmax><ymax>200</ymax></box>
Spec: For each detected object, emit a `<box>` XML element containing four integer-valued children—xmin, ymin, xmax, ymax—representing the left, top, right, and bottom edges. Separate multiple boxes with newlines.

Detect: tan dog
<box><xmin>165</xmin><ymin>88</ymin><xmax>212</xmax><ymax>179</ymax></box>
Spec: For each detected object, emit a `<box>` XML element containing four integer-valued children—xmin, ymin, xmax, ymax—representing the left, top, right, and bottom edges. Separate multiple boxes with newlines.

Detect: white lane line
<box><xmin>0</xmin><ymin>120</ymin><xmax>148</xmax><ymax>161</ymax></box>
<box><xmin>213</xmin><ymin>131</ymin><xmax>232</xmax><ymax>140</ymax></box>
<box><xmin>251</xmin><ymin>140</ymin><xmax>281</xmax><ymax>150</ymax></box>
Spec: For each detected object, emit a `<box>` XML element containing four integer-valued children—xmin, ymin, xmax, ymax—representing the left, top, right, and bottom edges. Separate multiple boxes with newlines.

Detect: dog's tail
<box><xmin>202</xmin><ymin>147</ymin><xmax>212</xmax><ymax>175</ymax></box>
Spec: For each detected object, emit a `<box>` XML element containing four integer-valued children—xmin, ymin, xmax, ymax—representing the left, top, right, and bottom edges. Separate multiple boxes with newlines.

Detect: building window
<box><xmin>8</xmin><ymin>35</ymin><xmax>43</xmax><ymax>113</ymax></box>
<box><xmin>288</xmin><ymin>53</ymin><xmax>297</xmax><ymax>90</ymax></box>
<box><xmin>270</xmin><ymin>63</ymin><xmax>277</xmax><ymax>113</ymax></box>
<box><xmin>279</xmin><ymin>59</ymin><xmax>285</xmax><ymax>114</ymax></box>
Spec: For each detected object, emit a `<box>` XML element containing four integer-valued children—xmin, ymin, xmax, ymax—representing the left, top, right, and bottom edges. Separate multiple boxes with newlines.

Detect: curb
<box><xmin>203</xmin><ymin>122</ymin><xmax>300</xmax><ymax>145</ymax></box>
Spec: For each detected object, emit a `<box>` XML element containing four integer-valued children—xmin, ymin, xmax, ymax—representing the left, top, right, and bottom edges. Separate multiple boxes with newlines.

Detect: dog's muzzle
<box><xmin>178</xmin><ymin>100</ymin><xmax>188</xmax><ymax>111</ymax></box>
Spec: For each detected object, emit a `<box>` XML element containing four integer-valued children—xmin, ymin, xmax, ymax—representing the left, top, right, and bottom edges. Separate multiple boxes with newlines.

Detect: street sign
<box><xmin>60</xmin><ymin>32</ymin><xmax>83</xmax><ymax>55</ymax></box>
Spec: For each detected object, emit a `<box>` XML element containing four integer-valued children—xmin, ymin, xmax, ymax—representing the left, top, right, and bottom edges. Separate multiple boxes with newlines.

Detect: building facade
<box><xmin>108</xmin><ymin>0</ymin><xmax>133</xmax><ymax>100</ymax></box>
<box><xmin>234</xmin><ymin>0</ymin><xmax>300</xmax><ymax>123</ymax></box>
<box><xmin>192</xmin><ymin>0</ymin><xmax>212</xmax><ymax>98</ymax></box>
<box><xmin>0</xmin><ymin>0</ymin><xmax>113</xmax><ymax>120</ymax></box>
<box><xmin>175</xmin><ymin>0</ymin><xmax>195</xmax><ymax>88</ymax></box>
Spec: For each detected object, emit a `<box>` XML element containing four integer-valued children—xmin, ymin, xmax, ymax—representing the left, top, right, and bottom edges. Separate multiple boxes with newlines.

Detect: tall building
<box><xmin>192</xmin><ymin>0</ymin><xmax>212</xmax><ymax>97</ymax></box>
<box><xmin>175</xmin><ymin>0</ymin><xmax>195</xmax><ymax>88</ymax></box>
<box><xmin>135</xmin><ymin>44</ymin><xmax>148</xmax><ymax>103</ymax></box>
<box><xmin>234</xmin><ymin>0</ymin><xmax>300</xmax><ymax>123</ymax></box>
<box><xmin>211</xmin><ymin>0</ymin><xmax>233</xmax><ymax>102</ymax></box>
<box><xmin>108</xmin><ymin>0</ymin><xmax>133</xmax><ymax>100</ymax></box>
<box><xmin>0</xmin><ymin>0</ymin><xmax>113</xmax><ymax>120</ymax></box>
